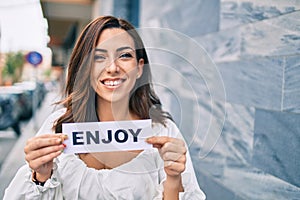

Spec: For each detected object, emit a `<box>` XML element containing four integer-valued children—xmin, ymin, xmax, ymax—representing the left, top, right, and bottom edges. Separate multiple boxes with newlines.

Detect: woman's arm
<box><xmin>24</xmin><ymin>133</ymin><xmax>67</xmax><ymax>182</ymax></box>
<box><xmin>146</xmin><ymin>136</ymin><xmax>186</xmax><ymax>200</ymax></box>
<box><xmin>3</xmin><ymin>163</ymin><xmax>63</xmax><ymax>200</ymax></box>
<box><xmin>4</xmin><ymin>109</ymin><xmax>67</xmax><ymax>200</ymax></box>
<box><xmin>163</xmin><ymin>175</ymin><xmax>184</xmax><ymax>199</ymax></box>
<box><xmin>148</xmin><ymin>120</ymin><xmax>206</xmax><ymax>200</ymax></box>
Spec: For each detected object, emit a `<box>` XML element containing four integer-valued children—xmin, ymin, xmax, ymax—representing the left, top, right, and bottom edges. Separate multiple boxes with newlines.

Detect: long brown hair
<box><xmin>54</xmin><ymin>16</ymin><xmax>172</xmax><ymax>133</ymax></box>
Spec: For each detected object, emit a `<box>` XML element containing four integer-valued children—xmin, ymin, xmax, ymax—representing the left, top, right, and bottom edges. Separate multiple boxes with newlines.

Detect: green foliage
<box><xmin>2</xmin><ymin>51</ymin><xmax>24</xmax><ymax>82</ymax></box>
<box><xmin>44</xmin><ymin>68</ymin><xmax>51</xmax><ymax>77</ymax></box>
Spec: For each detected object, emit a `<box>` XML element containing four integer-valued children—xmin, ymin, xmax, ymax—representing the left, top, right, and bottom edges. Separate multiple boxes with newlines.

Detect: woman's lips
<box><xmin>100</xmin><ymin>78</ymin><xmax>126</xmax><ymax>88</ymax></box>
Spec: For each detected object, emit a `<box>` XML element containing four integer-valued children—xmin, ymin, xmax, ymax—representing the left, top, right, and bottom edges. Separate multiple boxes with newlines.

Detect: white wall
<box><xmin>0</xmin><ymin>0</ymin><xmax>49</xmax><ymax>52</ymax></box>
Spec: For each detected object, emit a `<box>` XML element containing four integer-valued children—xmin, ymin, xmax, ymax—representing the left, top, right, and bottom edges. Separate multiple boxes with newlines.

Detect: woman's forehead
<box><xmin>96</xmin><ymin>28</ymin><xmax>135</xmax><ymax>50</ymax></box>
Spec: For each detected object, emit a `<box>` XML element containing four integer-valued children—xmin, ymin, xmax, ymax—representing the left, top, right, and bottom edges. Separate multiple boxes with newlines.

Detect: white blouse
<box><xmin>4</xmin><ymin>109</ymin><xmax>206</xmax><ymax>200</ymax></box>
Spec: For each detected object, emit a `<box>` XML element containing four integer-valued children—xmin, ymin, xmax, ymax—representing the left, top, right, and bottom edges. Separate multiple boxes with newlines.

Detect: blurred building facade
<box><xmin>94</xmin><ymin>0</ymin><xmax>300</xmax><ymax>199</ymax></box>
<box><xmin>137</xmin><ymin>0</ymin><xmax>300</xmax><ymax>199</ymax></box>
<box><xmin>0</xmin><ymin>0</ymin><xmax>49</xmax><ymax>137</ymax></box>
<box><xmin>0</xmin><ymin>0</ymin><xmax>52</xmax><ymax>83</ymax></box>
<box><xmin>0</xmin><ymin>0</ymin><xmax>49</xmax><ymax>52</ymax></box>
<box><xmin>41</xmin><ymin>0</ymin><xmax>93</xmax><ymax>67</ymax></box>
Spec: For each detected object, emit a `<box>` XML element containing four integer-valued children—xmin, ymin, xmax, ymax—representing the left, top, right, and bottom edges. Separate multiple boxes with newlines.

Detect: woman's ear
<box><xmin>137</xmin><ymin>59</ymin><xmax>144</xmax><ymax>79</ymax></box>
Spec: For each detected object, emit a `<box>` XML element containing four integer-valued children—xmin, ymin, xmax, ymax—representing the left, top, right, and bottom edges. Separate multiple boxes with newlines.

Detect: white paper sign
<box><xmin>62</xmin><ymin>119</ymin><xmax>153</xmax><ymax>154</ymax></box>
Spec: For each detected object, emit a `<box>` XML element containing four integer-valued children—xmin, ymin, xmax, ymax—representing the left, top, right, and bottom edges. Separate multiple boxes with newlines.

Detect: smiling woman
<box><xmin>91</xmin><ymin>28</ymin><xmax>144</xmax><ymax>107</ymax></box>
<box><xmin>4</xmin><ymin>16</ymin><xmax>206</xmax><ymax>200</ymax></box>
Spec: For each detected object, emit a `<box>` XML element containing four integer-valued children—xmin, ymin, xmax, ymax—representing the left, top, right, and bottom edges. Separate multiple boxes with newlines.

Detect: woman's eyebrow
<box><xmin>95</xmin><ymin>46</ymin><xmax>134</xmax><ymax>53</ymax></box>
<box><xmin>95</xmin><ymin>48</ymin><xmax>107</xmax><ymax>53</ymax></box>
<box><xmin>116</xmin><ymin>46</ymin><xmax>134</xmax><ymax>52</ymax></box>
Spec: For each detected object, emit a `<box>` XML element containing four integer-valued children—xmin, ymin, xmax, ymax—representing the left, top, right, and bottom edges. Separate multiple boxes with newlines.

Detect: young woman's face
<box><xmin>91</xmin><ymin>28</ymin><xmax>144</xmax><ymax>103</ymax></box>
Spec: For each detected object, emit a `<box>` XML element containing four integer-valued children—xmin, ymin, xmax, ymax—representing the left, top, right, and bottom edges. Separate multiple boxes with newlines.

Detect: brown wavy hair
<box><xmin>54</xmin><ymin>16</ymin><xmax>172</xmax><ymax>133</ymax></box>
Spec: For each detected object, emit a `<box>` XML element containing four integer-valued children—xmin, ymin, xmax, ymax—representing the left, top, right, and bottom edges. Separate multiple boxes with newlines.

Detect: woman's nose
<box><xmin>106</xmin><ymin>59</ymin><xmax>119</xmax><ymax>73</ymax></box>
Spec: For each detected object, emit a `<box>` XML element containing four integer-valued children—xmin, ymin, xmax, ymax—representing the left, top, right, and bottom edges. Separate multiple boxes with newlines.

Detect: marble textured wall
<box><xmin>140</xmin><ymin>0</ymin><xmax>300</xmax><ymax>199</ymax></box>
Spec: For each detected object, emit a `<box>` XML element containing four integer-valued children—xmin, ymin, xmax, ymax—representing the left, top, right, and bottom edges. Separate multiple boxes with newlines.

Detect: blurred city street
<box><xmin>0</xmin><ymin>86</ymin><xmax>61</xmax><ymax>199</ymax></box>
<box><xmin>1</xmin><ymin>0</ymin><xmax>300</xmax><ymax>199</ymax></box>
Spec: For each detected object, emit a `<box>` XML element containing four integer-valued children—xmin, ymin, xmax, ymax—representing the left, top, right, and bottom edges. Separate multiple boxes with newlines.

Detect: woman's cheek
<box><xmin>90</xmin><ymin>69</ymin><xmax>101</xmax><ymax>89</ymax></box>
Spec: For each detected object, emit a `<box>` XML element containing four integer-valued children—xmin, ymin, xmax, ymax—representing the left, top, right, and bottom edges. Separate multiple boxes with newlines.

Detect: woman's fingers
<box><xmin>24</xmin><ymin>134</ymin><xmax>67</xmax><ymax>153</ymax></box>
<box><xmin>28</xmin><ymin>150</ymin><xmax>62</xmax><ymax>171</ymax></box>
<box><xmin>24</xmin><ymin>134</ymin><xmax>68</xmax><ymax>172</ymax></box>
<box><xmin>25</xmin><ymin>137</ymin><xmax>61</xmax><ymax>153</ymax></box>
<box><xmin>160</xmin><ymin>142</ymin><xmax>186</xmax><ymax>156</ymax></box>
<box><xmin>25</xmin><ymin>144</ymin><xmax>65</xmax><ymax>162</ymax></box>
<box><xmin>164</xmin><ymin>161</ymin><xmax>186</xmax><ymax>171</ymax></box>
<box><xmin>162</xmin><ymin>152</ymin><xmax>186</xmax><ymax>163</ymax></box>
<box><xmin>146</xmin><ymin>136</ymin><xmax>186</xmax><ymax>155</ymax></box>
<box><xmin>164</xmin><ymin>161</ymin><xmax>186</xmax><ymax>177</ymax></box>
<box><xmin>146</xmin><ymin>136</ymin><xmax>184</xmax><ymax>146</ymax></box>
<box><xmin>146</xmin><ymin>136</ymin><xmax>187</xmax><ymax>176</ymax></box>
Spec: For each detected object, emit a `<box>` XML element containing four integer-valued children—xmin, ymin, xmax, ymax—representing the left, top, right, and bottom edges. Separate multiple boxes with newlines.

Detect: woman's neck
<box><xmin>97</xmin><ymin>98</ymin><xmax>132</xmax><ymax>121</ymax></box>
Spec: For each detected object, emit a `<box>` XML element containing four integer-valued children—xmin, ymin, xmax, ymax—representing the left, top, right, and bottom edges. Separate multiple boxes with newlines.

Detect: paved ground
<box><xmin>0</xmin><ymin>89</ymin><xmax>60</xmax><ymax>199</ymax></box>
<box><xmin>0</xmin><ymin>130</ymin><xmax>18</xmax><ymax>170</ymax></box>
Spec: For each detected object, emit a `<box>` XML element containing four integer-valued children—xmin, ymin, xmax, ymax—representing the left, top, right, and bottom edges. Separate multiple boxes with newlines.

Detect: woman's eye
<box><xmin>119</xmin><ymin>53</ymin><xmax>133</xmax><ymax>59</ymax></box>
<box><xmin>94</xmin><ymin>55</ymin><xmax>106</xmax><ymax>61</ymax></box>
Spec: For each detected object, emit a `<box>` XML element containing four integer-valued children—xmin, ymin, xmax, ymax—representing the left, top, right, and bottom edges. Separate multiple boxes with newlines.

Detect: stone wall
<box><xmin>140</xmin><ymin>0</ymin><xmax>300</xmax><ymax>199</ymax></box>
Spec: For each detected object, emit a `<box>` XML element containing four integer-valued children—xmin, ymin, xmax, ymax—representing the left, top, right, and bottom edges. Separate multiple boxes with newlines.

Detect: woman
<box><xmin>4</xmin><ymin>16</ymin><xmax>205</xmax><ymax>200</ymax></box>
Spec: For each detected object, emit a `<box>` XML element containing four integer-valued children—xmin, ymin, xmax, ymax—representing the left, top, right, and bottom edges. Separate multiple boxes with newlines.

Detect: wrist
<box><xmin>164</xmin><ymin>175</ymin><xmax>183</xmax><ymax>191</ymax></box>
<box><xmin>163</xmin><ymin>175</ymin><xmax>184</xmax><ymax>200</ymax></box>
<box><xmin>32</xmin><ymin>170</ymin><xmax>52</xmax><ymax>186</ymax></box>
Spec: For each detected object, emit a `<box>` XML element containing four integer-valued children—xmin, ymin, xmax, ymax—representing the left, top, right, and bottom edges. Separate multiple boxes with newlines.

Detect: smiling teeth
<box><xmin>104</xmin><ymin>80</ymin><xmax>122</xmax><ymax>86</ymax></box>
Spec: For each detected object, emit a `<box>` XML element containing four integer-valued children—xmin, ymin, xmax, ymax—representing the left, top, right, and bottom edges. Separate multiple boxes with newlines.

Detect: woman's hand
<box><xmin>24</xmin><ymin>134</ymin><xmax>67</xmax><ymax>181</ymax></box>
<box><xmin>146</xmin><ymin>136</ymin><xmax>187</xmax><ymax>176</ymax></box>
<box><xmin>146</xmin><ymin>136</ymin><xmax>186</xmax><ymax>199</ymax></box>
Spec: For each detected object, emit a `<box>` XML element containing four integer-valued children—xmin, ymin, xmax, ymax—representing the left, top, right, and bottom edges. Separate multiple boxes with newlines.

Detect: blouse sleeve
<box><xmin>3</xmin><ymin>109</ymin><xmax>66</xmax><ymax>200</ymax></box>
<box><xmin>3</xmin><ymin>163</ymin><xmax>63</xmax><ymax>200</ymax></box>
<box><xmin>153</xmin><ymin>120</ymin><xmax>206</xmax><ymax>200</ymax></box>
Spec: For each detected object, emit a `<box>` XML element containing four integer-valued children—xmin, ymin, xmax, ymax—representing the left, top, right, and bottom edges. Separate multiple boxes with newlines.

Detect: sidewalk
<box><xmin>0</xmin><ymin>88</ymin><xmax>61</xmax><ymax>199</ymax></box>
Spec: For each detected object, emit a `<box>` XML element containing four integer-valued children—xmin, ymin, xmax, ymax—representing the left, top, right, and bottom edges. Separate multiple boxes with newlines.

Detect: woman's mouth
<box><xmin>101</xmin><ymin>78</ymin><xmax>126</xmax><ymax>88</ymax></box>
